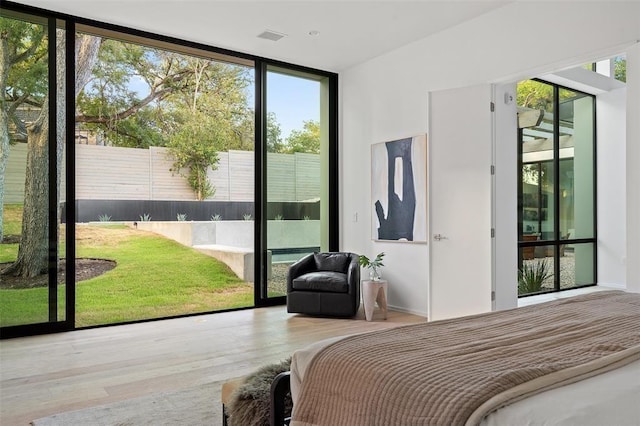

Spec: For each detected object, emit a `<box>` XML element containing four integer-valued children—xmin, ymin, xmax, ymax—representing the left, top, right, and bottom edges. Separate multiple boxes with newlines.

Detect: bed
<box><xmin>284</xmin><ymin>291</ymin><xmax>640</xmax><ymax>425</ymax></box>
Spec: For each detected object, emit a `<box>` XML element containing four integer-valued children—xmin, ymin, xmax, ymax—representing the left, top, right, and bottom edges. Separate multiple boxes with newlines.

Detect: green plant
<box><xmin>243</xmin><ymin>213</ymin><xmax>252</xmax><ymax>221</ymax></box>
<box><xmin>303</xmin><ymin>215</ymin><xmax>310</xmax><ymax>221</ymax></box>
<box><xmin>359</xmin><ymin>252</ymin><xmax>385</xmax><ymax>280</ymax></box>
<box><xmin>518</xmin><ymin>259</ymin><xmax>553</xmax><ymax>295</ymax></box>
<box><xmin>176</xmin><ymin>213</ymin><xmax>188</xmax><ymax>221</ymax></box>
<box><xmin>211</xmin><ymin>214</ymin><xmax>222</xmax><ymax>221</ymax></box>
<box><xmin>274</xmin><ymin>214</ymin><xmax>284</xmax><ymax>221</ymax></box>
<box><xmin>139</xmin><ymin>213</ymin><xmax>151</xmax><ymax>222</ymax></box>
<box><xmin>98</xmin><ymin>214</ymin><xmax>112</xmax><ymax>222</ymax></box>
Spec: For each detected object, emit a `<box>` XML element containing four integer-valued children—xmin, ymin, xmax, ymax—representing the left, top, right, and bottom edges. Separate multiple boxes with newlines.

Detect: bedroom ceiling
<box><xmin>13</xmin><ymin>0</ymin><xmax>511</xmax><ymax>72</ymax></box>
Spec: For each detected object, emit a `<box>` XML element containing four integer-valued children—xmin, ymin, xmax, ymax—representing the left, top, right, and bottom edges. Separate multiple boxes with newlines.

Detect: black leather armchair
<box><xmin>286</xmin><ymin>252</ymin><xmax>360</xmax><ymax>317</ymax></box>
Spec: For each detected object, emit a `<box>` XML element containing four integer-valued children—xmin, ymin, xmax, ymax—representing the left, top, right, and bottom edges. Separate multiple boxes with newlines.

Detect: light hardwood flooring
<box><xmin>0</xmin><ymin>306</ymin><xmax>424</xmax><ymax>425</ymax></box>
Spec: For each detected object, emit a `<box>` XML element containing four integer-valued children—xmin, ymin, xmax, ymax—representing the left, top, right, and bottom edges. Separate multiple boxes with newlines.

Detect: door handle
<box><xmin>433</xmin><ymin>234</ymin><xmax>448</xmax><ymax>241</ymax></box>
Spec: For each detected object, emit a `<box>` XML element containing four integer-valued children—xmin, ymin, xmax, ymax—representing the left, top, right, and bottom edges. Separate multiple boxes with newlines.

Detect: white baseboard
<box><xmin>597</xmin><ymin>283</ymin><xmax>626</xmax><ymax>290</ymax></box>
<box><xmin>387</xmin><ymin>304</ymin><xmax>428</xmax><ymax>318</ymax></box>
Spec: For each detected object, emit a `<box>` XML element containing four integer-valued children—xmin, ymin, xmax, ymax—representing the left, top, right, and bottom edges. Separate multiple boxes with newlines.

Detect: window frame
<box><xmin>1</xmin><ymin>0</ymin><xmax>339</xmax><ymax>337</ymax></box>
<box><xmin>517</xmin><ymin>78</ymin><xmax>597</xmax><ymax>297</ymax></box>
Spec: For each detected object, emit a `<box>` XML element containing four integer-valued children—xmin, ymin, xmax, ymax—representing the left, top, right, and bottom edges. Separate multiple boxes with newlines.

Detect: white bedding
<box><xmin>291</xmin><ymin>335</ymin><xmax>640</xmax><ymax>425</ymax></box>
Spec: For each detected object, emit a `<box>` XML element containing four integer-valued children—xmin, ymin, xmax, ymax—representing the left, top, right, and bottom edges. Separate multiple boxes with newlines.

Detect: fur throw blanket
<box><xmin>227</xmin><ymin>358</ymin><xmax>292</xmax><ymax>426</ymax></box>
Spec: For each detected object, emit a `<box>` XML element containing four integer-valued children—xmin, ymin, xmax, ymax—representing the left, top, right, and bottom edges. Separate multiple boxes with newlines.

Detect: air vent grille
<box><xmin>257</xmin><ymin>30</ymin><xmax>286</xmax><ymax>42</ymax></box>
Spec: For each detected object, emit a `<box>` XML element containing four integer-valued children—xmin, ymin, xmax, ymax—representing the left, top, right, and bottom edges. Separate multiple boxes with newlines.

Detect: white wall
<box><xmin>626</xmin><ymin>43</ymin><xmax>640</xmax><ymax>293</ymax></box>
<box><xmin>597</xmin><ymin>88</ymin><xmax>626</xmax><ymax>288</ymax></box>
<box><xmin>493</xmin><ymin>83</ymin><xmax>518</xmax><ymax>310</ymax></box>
<box><xmin>340</xmin><ymin>1</ymin><xmax>640</xmax><ymax>316</ymax></box>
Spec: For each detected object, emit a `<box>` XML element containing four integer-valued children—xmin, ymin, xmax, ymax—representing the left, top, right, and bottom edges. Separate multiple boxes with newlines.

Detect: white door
<box><xmin>428</xmin><ymin>85</ymin><xmax>493</xmax><ymax>320</ymax></box>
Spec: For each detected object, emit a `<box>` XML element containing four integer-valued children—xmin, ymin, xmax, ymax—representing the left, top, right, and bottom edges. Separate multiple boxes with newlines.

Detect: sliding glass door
<box><xmin>0</xmin><ymin>10</ymin><xmax>68</xmax><ymax>335</ymax></box>
<box><xmin>1</xmin><ymin>2</ymin><xmax>339</xmax><ymax>336</ymax></box>
<box><xmin>71</xmin><ymin>25</ymin><xmax>257</xmax><ymax>326</ymax></box>
<box><xmin>258</xmin><ymin>65</ymin><xmax>337</xmax><ymax>304</ymax></box>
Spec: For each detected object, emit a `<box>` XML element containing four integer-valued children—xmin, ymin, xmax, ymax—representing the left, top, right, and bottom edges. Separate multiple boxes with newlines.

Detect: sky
<box><xmin>266</xmin><ymin>72</ymin><xmax>320</xmax><ymax>140</ymax></box>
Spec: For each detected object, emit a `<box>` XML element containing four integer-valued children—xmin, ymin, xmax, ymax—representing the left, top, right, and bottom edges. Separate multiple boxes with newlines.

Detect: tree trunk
<box><xmin>3</xmin><ymin>99</ymin><xmax>50</xmax><ymax>277</ymax></box>
<box><xmin>0</xmin><ymin>31</ymin><xmax>12</xmax><ymax>243</ymax></box>
<box><xmin>3</xmin><ymin>32</ymin><xmax>99</xmax><ymax>278</ymax></box>
<box><xmin>0</xmin><ymin>108</ymin><xmax>9</xmax><ymax>243</ymax></box>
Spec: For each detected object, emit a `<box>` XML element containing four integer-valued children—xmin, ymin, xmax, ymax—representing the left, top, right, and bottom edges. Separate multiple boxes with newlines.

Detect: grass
<box><xmin>3</xmin><ymin>204</ymin><xmax>23</xmax><ymax>236</ymax></box>
<box><xmin>1</xmin><ymin>222</ymin><xmax>254</xmax><ymax>327</ymax></box>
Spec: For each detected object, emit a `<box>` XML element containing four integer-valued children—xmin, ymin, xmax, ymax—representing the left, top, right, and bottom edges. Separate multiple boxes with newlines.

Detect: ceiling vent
<box><xmin>257</xmin><ymin>30</ymin><xmax>287</xmax><ymax>42</ymax></box>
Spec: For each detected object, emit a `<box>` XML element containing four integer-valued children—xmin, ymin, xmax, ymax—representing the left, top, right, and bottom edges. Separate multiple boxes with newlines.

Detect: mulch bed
<box><xmin>0</xmin><ymin>258</ymin><xmax>116</xmax><ymax>289</ymax></box>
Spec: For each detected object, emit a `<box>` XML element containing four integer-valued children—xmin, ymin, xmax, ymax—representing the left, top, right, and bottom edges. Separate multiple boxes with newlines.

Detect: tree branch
<box><xmin>76</xmin><ymin>69</ymin><xmax>192</xmax><ymax>124</ymax></box>
<box><xmin>11</xmin><ymin>31</ymin><xmax>45</xmax><ymax>65</ymax></box>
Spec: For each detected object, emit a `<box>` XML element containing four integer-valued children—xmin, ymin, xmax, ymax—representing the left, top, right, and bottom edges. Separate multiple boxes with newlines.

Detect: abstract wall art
<box><xmin>371</xmin><ymin>134</ymin><xmax>427</xmax><ymax>243</ymax></box>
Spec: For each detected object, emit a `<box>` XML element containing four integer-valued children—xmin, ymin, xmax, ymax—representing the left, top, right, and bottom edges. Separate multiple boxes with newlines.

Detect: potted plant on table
<box><xmin>359</xmin><ymin>252</ymin><xmax>385</xmax><ymax>281</ymax></box>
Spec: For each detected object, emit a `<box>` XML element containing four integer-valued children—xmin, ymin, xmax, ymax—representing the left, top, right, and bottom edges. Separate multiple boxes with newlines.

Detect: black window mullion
<box><xmin>47</xmin><ymin>17</ymin><xmax>58</xmax><ymax>322</ymax></box>
<box><xmin>328</xmin><ymin>73</ymin><xmax>339</xmax><ymax>251</ymax></box>
<box><xmin>553</xmin><ymin>86</ymin><xmax>561</xmax><ymax>291</ymax></box>
<box><xmin>254</xmin><ymin>60</ymin><xmax>265</xmax><ymax>305</ymax></box>
<box><xmin>65</xmin><ymin>18</ymin><xmax>76</xmax><ymax>328</ymax></box>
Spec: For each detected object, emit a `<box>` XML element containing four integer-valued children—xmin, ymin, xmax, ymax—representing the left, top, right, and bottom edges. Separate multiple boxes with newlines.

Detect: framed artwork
<box><xmin>371</xmin><ymin>134</ymin><xmax>427</xmax><ymax>243</ymax></box>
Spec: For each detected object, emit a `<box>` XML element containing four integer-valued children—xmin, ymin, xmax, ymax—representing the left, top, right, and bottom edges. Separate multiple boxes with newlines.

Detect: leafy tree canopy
<box><xmin>284</xmin><ymin>120</ymin><xmax>320</xmax><ymax>154</ymax></box>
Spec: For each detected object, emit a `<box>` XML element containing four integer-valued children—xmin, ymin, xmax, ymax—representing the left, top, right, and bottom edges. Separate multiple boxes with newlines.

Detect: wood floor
<box><xmin>0</xmin><ymin>305</ymin><xmax>424</xmax><ymax>425</ymax></box>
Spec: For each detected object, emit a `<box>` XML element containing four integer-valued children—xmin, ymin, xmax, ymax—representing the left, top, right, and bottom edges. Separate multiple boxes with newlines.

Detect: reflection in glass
<box><xmin>558</xmin><ymin>89</ymin><xmax>594</xmax><ymax>240</ymax></box>
<box><xmin>519</xmin><ymin>80</ymin><xmax>555</xmax><ymax>242</ymax></box>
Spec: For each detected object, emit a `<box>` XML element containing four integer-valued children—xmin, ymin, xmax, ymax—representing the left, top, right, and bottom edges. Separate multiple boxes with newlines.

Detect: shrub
<box><xmin>176</xmin><ymin>213</ymin><xmax>188</xmax><ymax>221</ymax></box>
<box><xmin>98</xmin><ymin>214</ymin><xmax>112</xmax><ymax>222</ymax></box>
<box><xmin>518</xmin><ymin>259</ymin><xmax>553</xmax><ymax>295</ymax></box>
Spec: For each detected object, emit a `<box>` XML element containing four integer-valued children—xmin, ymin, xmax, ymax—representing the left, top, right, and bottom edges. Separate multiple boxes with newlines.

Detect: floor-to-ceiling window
<box><xmin>517</xmin><ymin>79</ymin><xmax>596</xmax><ymax>296</ymax></box>
<box><xmin>0</xmin><ymin>10</ymin><xmax>68</xmax><ymax>333</ymax></box>
<box><xmin>1</xmin><ymin>3</ymin><xmax>338</xmax><ymax>337</ymax></box>
<box><xmin>261</xmin><ymin>66</ymin><xmax>334</xmax><ymax>301</ymax></box>
<box><xmin>70</xmin><ymin>25</ymin><xmax>258</xmax><ymax>326</ymax></box>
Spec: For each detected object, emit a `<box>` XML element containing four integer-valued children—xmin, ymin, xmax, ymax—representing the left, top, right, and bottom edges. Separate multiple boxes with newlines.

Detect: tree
<box><xmin>0</xmin><ymin>18</ymin><xmax>46</xmax><ymax>243</ymax></box>
<box><xmin>285</xmin><ymin>120</ymin><xmax>320</xmax><ymax>154</ymax></box>
<box><xmin>266</xmin><ymin>111</ymin><xmax>284</xmax><ymax>153</ymax></box>
<box><xmin>75</xmin><ymin>38</ymin><xmax>191</xmax><ymax>148</ymax></box>
<box><xmin>3</xmin><ymin>31</ymin><xmax>101</xmax><ymax>278</ymax></box>
<box><xmin>614</xmin><ymin>57</ymin><xmax>626</xmax><ymax>82</ymax></box>
<box><xmin>516</xmin><ymin>80</ymin><xmax>553</xmax><ymax>112</ymax></box>
<box><xmin>166</xmin><ymin>56</ymin><xmax>253</xmax><ymax>199</ymax></box>
<box><xmin>168</xmin><ymin>111</ymin><xmax>221</xmax><ymax>200</ymax></box>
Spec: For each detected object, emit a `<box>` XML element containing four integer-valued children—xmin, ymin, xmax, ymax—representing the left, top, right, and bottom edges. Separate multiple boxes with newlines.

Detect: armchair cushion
<box><xmin>292</xmin><ymin>272</ymin><xmax>349</xmax><ymax>293</ymax></box>
<box><xmin>313</xmin><ymin>252</ymin><xmax>351</xmax><ymax>273</ymax></box>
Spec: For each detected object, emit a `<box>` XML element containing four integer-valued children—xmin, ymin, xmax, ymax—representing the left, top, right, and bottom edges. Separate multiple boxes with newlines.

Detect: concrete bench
<box><xmin>193</xmin><ymin>244</ymin><xmax>271</xmax><ymax>282</ymax></box>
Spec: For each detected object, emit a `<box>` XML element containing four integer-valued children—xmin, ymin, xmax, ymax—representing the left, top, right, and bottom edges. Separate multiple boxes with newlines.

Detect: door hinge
<box><xmin>490</xmin><ymin>101</ymin><xmax>495</xmax><ymax>112</ymax></box>
<box><xmin>490</xmin><ymin>165</ymin><xmax>495</xmax><ymax>175</ymax></box>
<box><xmin>491</xmin><ymin>291</ymin><xmax>496</xmax><ymax>301</ymax></box>
<box><xmin>491</xmin><ymin>228</ymin><xmax>495</xmax><ymax>238</ymax></box>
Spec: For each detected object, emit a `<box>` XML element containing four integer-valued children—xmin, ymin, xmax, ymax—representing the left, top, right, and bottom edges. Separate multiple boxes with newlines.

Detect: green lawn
<box><xmin>3</xmin><ymin>204</ymin><xmax>23</xmax><ymax>236</ymax></box>
<box><xmin>0</xmin><ymin>223</ymin><xmax>254</xmax><ymax>327</ymax></box>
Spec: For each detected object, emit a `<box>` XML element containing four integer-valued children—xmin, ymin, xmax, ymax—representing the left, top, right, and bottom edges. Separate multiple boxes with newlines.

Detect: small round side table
<box><xmin>361</xmin><ymin>279</ymin><xmax>388</xmax><ymax>321</ymax></box>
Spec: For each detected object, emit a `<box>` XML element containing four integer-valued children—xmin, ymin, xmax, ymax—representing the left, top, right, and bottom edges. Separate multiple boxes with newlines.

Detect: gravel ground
<box><xmin>523</xmin><ymin>251</ymin><xmax>580</xmax><ymax>290</ymax></box>
<box><xmin>267</xmin><ymin>263</ymin><xmax>292</xmax><ymax>295</ymax></box>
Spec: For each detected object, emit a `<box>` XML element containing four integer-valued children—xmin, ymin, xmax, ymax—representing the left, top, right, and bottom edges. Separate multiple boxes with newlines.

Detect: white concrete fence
<box><xmin>5</xmin><ymin>144</ymin><xmax>320</xmax><ymax>203</ymax></box>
